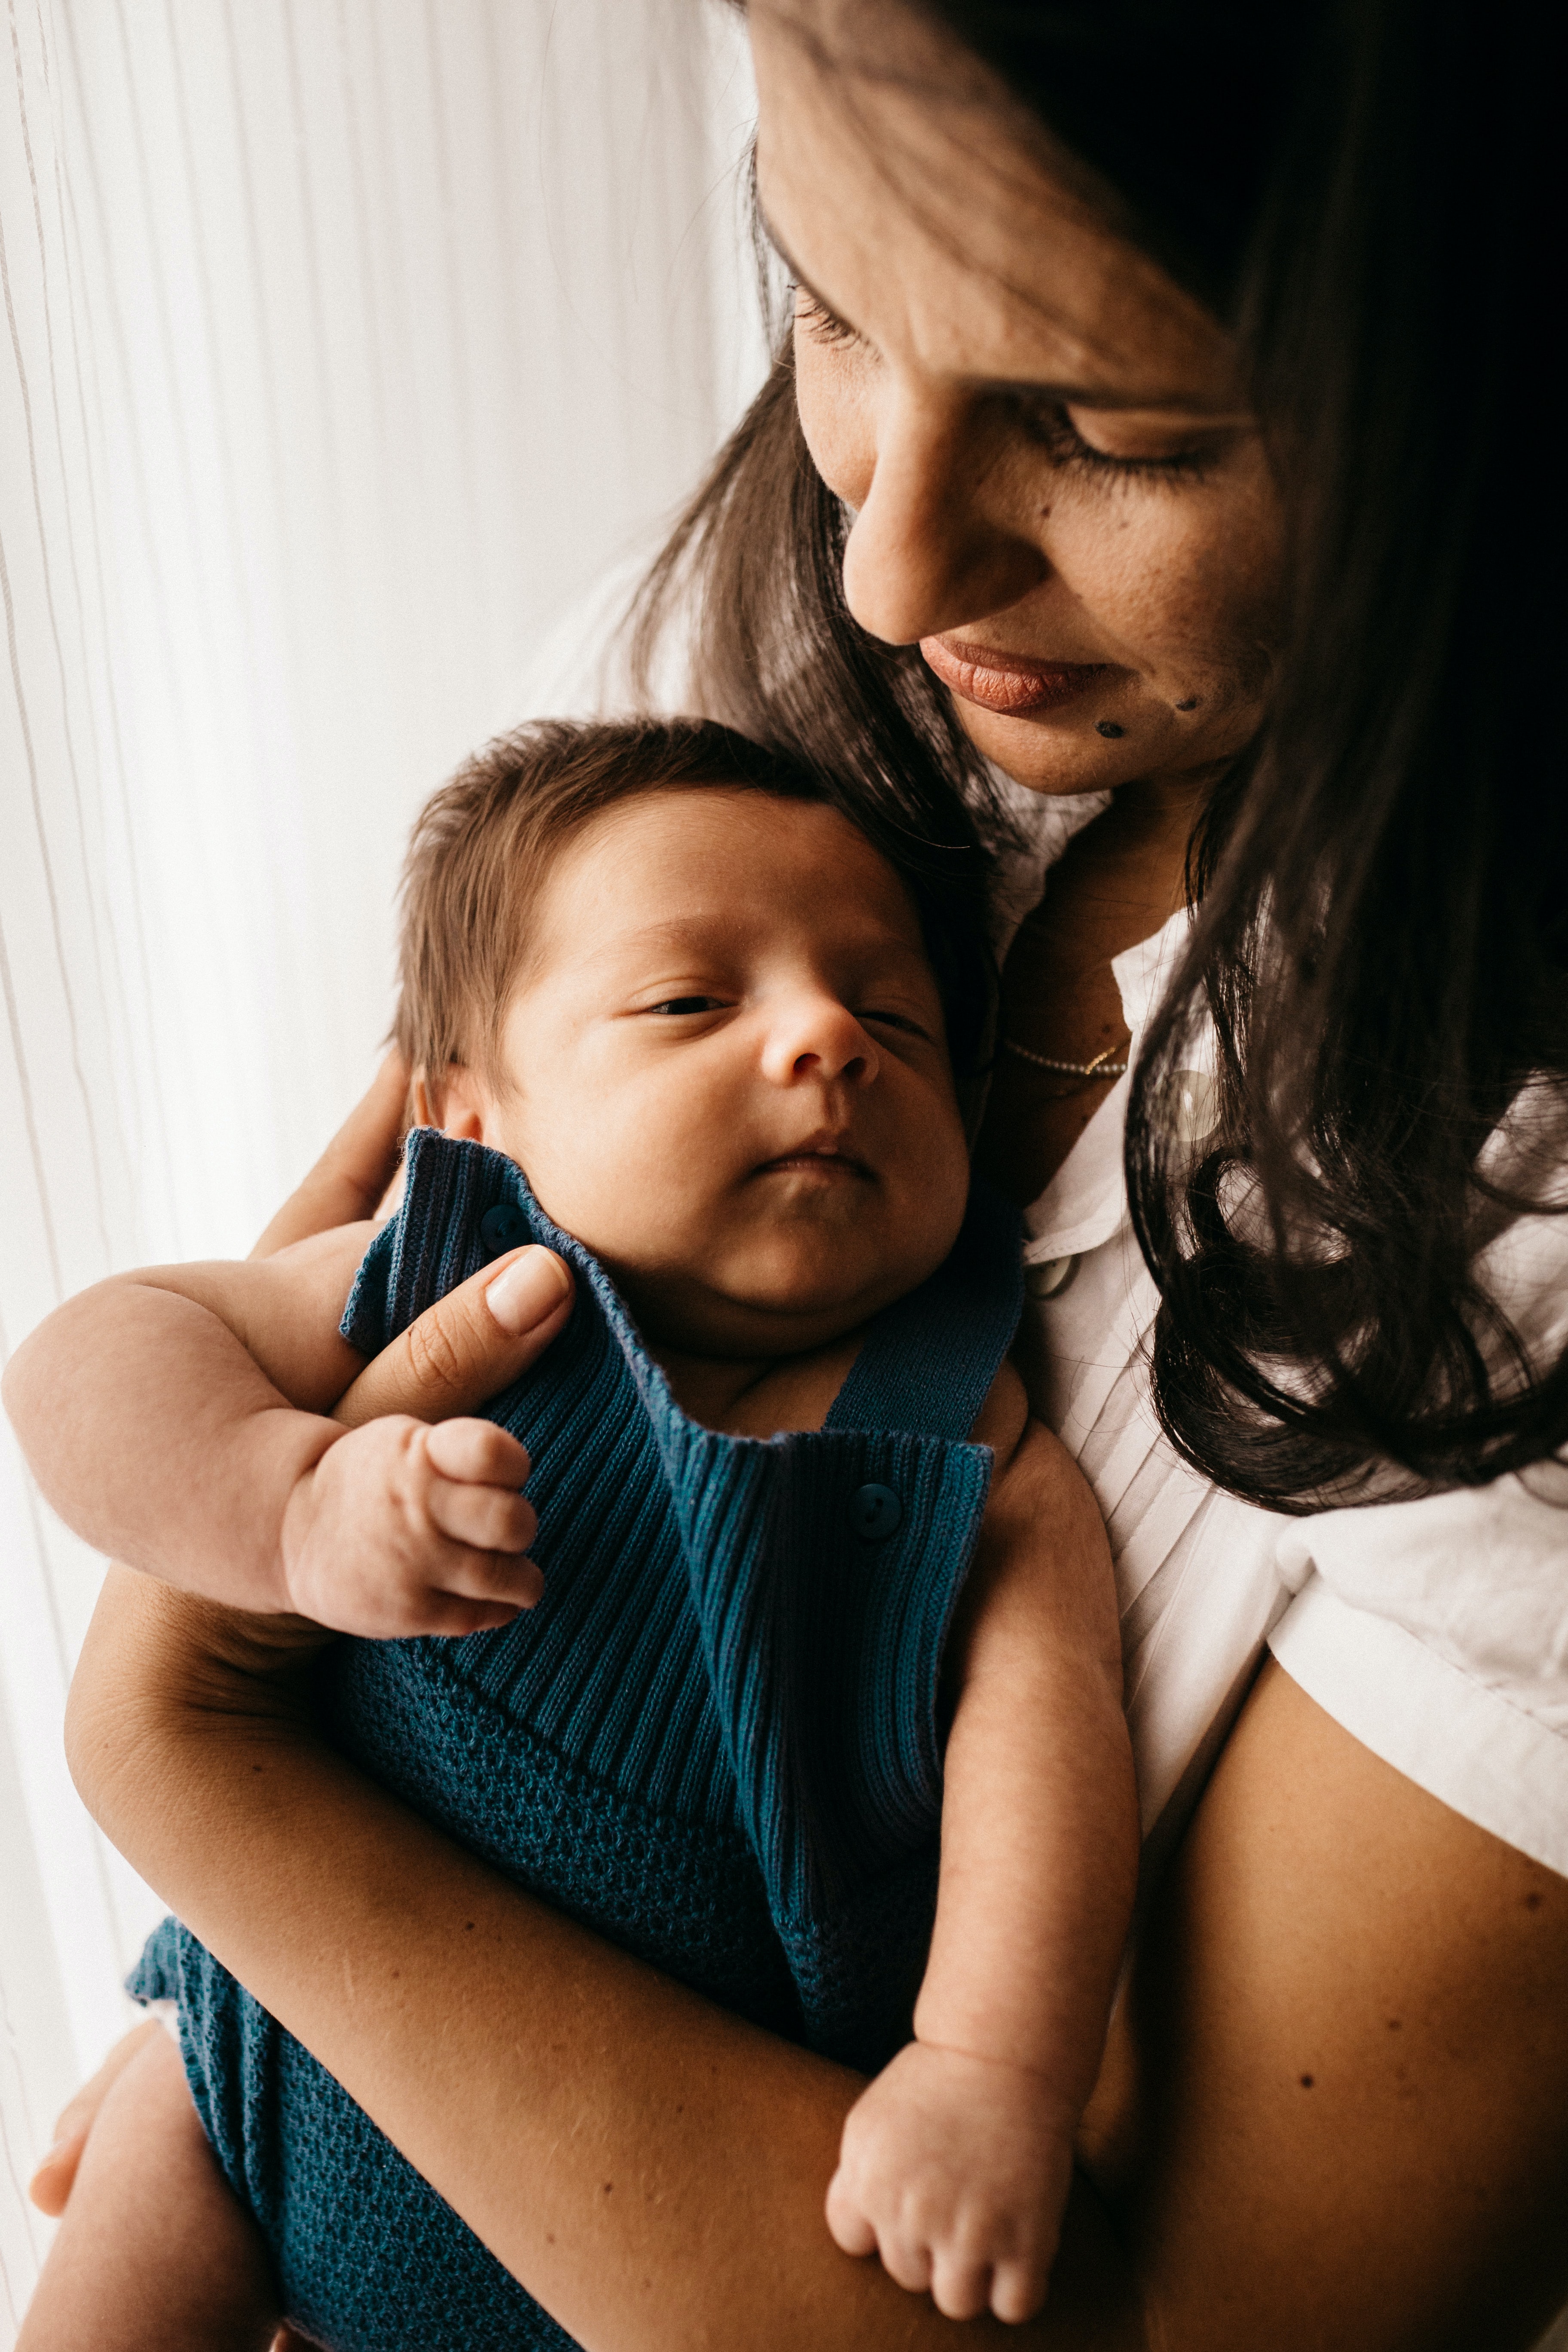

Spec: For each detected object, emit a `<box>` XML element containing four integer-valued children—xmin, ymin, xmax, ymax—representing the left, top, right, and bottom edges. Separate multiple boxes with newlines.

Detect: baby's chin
<box><xmin>619</xmin><ymin>1227</ymin><xmax>956</xmax><ymax>1360</ymax></box>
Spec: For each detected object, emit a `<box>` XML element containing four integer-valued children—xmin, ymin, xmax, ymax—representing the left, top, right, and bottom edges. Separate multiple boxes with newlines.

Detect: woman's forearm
<box><xmin>70</xmin><ymin>1571</ymin><xmax>1143</xmax><ymax>2352</ymax></box>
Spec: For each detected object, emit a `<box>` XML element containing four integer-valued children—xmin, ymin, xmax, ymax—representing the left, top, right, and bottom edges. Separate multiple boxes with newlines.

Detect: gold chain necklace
<box><xmin>1001</xmin><ymin>1038</ymin><xmax>1128</xmax><ymax>1081</ymax></box>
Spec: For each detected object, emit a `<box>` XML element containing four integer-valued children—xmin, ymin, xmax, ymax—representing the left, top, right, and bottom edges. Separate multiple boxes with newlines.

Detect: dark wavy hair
<box><xmin>633</xmin><ymin>0</ymin><xmax>1568</xmax><ymax>1506</ymax></box>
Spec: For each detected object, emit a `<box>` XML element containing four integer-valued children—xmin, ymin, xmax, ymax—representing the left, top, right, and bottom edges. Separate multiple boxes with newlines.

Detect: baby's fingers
<box><xmin>989</xmin><ymin>2252</ymin><xmax>1052</xmax><ymax>2325</ymax></box>
<box><xmin>428</xmin><ymin>1538</ymin><xmax>544</xmax><ymax>1617</ymax></box>
<box><xmin>824</xmin><ymin>2165</ymin><xmax>879</xmax><ymax>2259</ymax></box>
<box><xmin>425</xmin><ymin>1468</ymin><xmax>537</xmax><ymax>1557</ymax></box>
<box><xmin>928</xmin><ymin>2249</ymin><xmax>994</xmax><ymax>2323</ymax></box>
<box><xmin>423</xmin><ymin>1416</ymin><xmax>531</xmax><ymax>1489</ymax></box>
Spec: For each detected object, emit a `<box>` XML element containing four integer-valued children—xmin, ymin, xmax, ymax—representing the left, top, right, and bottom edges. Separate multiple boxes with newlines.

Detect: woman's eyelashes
<box><xmin>794</xmin><ymin>288</ymin><xmax>864</xmax><ymax>351</ymax></box>
<box><xmin>1012</xmin><ymin>397</ymin><xmax>1222</xmax><ymax>485</ymax></box>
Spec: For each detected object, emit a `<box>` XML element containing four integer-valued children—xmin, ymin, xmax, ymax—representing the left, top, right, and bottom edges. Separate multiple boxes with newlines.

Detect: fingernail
<box><xmin>485</xmin><ymin>1247</ymin><xmax>570</xmax><ymax>1335</ymax></box>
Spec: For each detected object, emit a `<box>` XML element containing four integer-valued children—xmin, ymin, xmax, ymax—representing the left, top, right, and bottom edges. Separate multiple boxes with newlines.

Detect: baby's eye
<box><xmin>646</xmin><ymin>995</ymin><xmax>725</xmax><ymax>1017</ymax></box>
<box><xmin>861</xmin><ymin>1008</ymin><xmax>934</xmax><ymax>1042</ymax></box>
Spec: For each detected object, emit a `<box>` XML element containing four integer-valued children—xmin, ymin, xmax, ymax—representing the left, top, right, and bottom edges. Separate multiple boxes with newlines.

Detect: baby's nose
<box><xmin>761</xmin><ymin>995</ymin><xmax>879</xmax><ymax>1087</ymax></box>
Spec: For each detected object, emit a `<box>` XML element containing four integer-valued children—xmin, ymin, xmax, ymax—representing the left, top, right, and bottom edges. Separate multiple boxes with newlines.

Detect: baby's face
<box><xmin>460</xmin><ymin>787</ymin><xmax>972</xmax><ymax>1360</ymax></box>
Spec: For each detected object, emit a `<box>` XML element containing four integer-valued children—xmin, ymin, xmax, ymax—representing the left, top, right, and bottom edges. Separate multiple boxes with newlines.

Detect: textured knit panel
<box><xmin>342</xmin><ymin>1133</ymin><xmax>740</xmax><ymax>1826</ymax></box>
<box><xmin>131</xmin><ymin>1131</ymin><xmax>1023</xmax><ymax>2350</ymax></box>
<box><xmin>133</xmin><ymin>1920</ymin><xmax>576</xmax><ymax>2352</ymax></box>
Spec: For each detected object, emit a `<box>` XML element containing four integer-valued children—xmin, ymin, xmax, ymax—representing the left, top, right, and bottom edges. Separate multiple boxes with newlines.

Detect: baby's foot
<box><xmin>825</xmin><ymin>2039</ymin><xmax>1076</xmax><ymax>2323</ymax></box>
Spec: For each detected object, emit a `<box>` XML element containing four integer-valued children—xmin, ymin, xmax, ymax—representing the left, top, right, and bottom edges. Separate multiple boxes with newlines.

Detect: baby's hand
<box><xmin>825</xmin><ymin>2040</ymin><xmax>1076</xmax><ymax>2324</ymax></box>
<box><xmin>280</xmin><ymin>1416</ymin><xmax>541</xmax><ymax>1637</ymax></box>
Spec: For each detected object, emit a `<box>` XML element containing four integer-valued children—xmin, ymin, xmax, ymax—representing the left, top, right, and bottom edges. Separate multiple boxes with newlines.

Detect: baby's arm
<box><xmin>826</xmin><ymin>1367</ymin><xmax>1137</xmax><ymax>2324</ymax></box>
<box><xmin>2</xmin><ymin>1231</ymin><xmax>570</xmax><ymax>1635</ymax></box>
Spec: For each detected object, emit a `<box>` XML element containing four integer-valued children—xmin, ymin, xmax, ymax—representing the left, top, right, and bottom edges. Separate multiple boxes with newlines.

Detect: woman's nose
<box><xmin>839</xmin><ymin>383</ymin><xmax>1048</xmax><ymax>646</ymax></box>
<box><xmin>760</xmin><ymin>995</ymin><xmax>879</xmax><ymax>1088</ymax></box>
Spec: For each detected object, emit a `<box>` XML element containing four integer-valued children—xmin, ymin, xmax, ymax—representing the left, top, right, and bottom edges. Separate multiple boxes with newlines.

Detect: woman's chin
<box><xmin>952</xmin><ymin>699</ymin><xmax>1141</xmax><ymax>794</ymax></box>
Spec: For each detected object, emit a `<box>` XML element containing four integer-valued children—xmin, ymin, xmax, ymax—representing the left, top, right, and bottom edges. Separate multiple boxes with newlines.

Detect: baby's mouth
<box><xmin>753</xmin><ymin>1140</ymin><xmax>873</xmax><ymax>1182</ymax></box>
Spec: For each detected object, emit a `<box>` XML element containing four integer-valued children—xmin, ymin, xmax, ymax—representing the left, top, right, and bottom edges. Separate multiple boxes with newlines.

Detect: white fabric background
<box><xmin>0</xmin><ymin>0</ymin><xmax>763</xmax><ymax>2326</ymax></box>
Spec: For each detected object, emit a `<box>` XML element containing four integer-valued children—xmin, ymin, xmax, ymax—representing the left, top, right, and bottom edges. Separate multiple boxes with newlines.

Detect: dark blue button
<box><xmin>479</xmin><ymin>1202</ymin><xmax>530</xmax><ymax>1259</ymax></box>
<box><xmin>848</xmin><ymin>1482</ymin><xmax>903</xmax><ymax>1542</ymax></box>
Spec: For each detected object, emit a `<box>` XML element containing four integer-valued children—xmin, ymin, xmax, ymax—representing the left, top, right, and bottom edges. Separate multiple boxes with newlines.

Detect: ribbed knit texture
<box><xmin>130</xmin><ymin>1130</ymin><xmax>1022</xmax><ymax>2352</ymax></box>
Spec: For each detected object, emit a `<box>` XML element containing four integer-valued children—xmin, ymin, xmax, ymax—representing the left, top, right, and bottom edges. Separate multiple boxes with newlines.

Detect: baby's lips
<box><xmin>485</xmin><ymin>1246</ymin><xmax>573</xmax><ymax>1335</ymax></box>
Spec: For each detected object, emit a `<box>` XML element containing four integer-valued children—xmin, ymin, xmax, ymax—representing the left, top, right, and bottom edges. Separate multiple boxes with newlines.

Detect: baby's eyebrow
<box><xmin>578</xmin><ymin>915</ymin><xmax>738</xmax><ymax>963</ymax></box>
<box><xmin>571</xmin><ymin>911</ymin><xmax>929</xmax><ymax>974</ymax></box>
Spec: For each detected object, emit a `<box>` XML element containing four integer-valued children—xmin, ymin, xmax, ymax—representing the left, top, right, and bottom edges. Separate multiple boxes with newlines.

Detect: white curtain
<box><xmin>0</xmin><ymin>0</ymin><xmax>762</xmax><ymax>2327</ymax></box>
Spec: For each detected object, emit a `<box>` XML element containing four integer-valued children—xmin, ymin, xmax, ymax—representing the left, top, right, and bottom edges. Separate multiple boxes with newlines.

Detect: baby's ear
<box><xmin>414</xmin><ymin>1062</ymin><xmax>486</xmax><ymax>1144</ymax></box>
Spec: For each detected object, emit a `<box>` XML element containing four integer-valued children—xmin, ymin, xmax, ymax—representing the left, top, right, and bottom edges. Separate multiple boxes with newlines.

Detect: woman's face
<box><xmin>750</xmin><ymin>4</ymin><xmax>1284</xmax><ymax>798</ymax></box>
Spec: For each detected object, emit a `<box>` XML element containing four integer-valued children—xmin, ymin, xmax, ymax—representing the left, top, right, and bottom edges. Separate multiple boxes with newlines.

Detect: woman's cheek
<box><xmin>1049</xmin><ymin>474</ymin><xmax>1279</xmax><ymax>693</ymax></box>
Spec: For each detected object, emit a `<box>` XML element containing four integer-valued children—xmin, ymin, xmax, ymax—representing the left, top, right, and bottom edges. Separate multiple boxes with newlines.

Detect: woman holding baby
<box><xmin>17</xmin><ymin>2</ymin><xmax>1568</xmax><ymax>2346</ymax></box>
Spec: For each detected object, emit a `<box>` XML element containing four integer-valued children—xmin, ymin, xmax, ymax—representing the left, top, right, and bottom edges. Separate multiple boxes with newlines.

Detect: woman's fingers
<box><xmin>251</xmin><ymin>1050</ymin><xmax>410</xmax><ymax>1261</ymax></box>
<box><xmin>28</xmin><ymin>2018</ymin><xmax>165</xmax><ymax>2216</ymax></box>
<box><xmin>333</xmin><ymin>1246</ymin><xmax>573</xmax><ymax>1429</ymax></box>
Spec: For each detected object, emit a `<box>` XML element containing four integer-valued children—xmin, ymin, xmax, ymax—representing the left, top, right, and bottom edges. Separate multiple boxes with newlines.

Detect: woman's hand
<box><xmin>250</xmin><ymin>1050</ymin><xmax>410</xmax><ymax>1261</ymax></box>
<box><xmin>254</xmin><ymin>1050</ymin><xmax>574</xmax><ymax>1429</ymax></box>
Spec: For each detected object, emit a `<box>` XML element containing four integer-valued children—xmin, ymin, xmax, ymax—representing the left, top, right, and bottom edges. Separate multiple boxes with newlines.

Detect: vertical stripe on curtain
<box><xmin>0</xmin><ymin>0</ymin><xmax>762</xmax><ymax>2328</ymax></box>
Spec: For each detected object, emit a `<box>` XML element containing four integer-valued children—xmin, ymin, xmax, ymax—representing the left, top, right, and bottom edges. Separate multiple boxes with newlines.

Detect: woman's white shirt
<box><xmin>992</xmin><ymin>775</ymin><xmax>1568</xmax><ymax>1882</ymax></box>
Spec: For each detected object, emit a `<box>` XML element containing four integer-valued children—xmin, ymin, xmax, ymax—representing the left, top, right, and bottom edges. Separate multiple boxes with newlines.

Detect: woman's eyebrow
<box><xmin>762</xmin><ymin>208</ymin><xmax>1249</xmax><ymax>418</ymax></box>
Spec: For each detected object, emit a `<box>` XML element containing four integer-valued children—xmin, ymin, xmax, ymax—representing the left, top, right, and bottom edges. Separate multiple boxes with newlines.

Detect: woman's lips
<box><xmin>920</xmin><ymin>634</ymin><xmax>1111</xmax><ymax>717</ymax></box>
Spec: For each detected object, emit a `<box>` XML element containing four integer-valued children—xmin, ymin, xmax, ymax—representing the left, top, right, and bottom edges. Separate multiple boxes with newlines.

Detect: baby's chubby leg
<box><xmin>20</xmin><ymin>2019</ymin><xmax>282</xmax><ymax>2352</ymax></box>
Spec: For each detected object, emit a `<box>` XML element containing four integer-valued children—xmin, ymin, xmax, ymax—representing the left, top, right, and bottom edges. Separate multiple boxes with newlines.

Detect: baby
<box><xmin>6</xmin><ymin>717</ymin><xmax>1136</xmax><ymax>2347</ymax></box>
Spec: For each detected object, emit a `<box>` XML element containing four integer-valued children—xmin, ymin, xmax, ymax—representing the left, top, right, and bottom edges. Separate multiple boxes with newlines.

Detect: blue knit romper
<box><xmin>130</xmin><ymin>1128</ymin><xmax>1023</xmax><ymax>2352</ymax></box>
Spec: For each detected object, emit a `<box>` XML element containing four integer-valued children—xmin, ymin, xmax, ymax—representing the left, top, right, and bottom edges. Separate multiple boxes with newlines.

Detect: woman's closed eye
<box><xmin>794</xmin><ymin>288</ymin><xmax>864</xmax><ymax>352</ymax></box>
<box><xmin>795</xmin><ymin>284</ymin><xmax>1236</xmax><ymax>485</ymax></box>
<box><xmin>1013</xmin><ymin>397</ymin><xmax>1238</xmax><ymax>485</ymax></box>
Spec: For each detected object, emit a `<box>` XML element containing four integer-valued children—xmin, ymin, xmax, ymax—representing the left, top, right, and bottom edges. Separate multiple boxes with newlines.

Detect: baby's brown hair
<box><xmin>393</xmin><ymin>717</ymin><xmax>995</xmax><ymax>1111</ymax></box>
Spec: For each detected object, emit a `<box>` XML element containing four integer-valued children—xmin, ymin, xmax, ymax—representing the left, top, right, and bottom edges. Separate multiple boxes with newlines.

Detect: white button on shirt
<box><xmin>993</xmin><ymin>773</ymin><xmax>1568</xmax><ymax>1882</ymax></box>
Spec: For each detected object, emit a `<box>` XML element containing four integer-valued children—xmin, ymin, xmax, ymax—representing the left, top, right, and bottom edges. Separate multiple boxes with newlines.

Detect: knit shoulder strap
<box><xmin>824</xmin><ymin>1177</ymin><xmax>1023</xmax><ymax>1442</ymax></box>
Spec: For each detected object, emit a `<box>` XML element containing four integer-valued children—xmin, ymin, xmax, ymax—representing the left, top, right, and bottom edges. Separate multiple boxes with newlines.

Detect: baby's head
<box><xmin>395</xmin><ymin>720</ymin><xmax>988</xmax><ymax>1360</ymax></box>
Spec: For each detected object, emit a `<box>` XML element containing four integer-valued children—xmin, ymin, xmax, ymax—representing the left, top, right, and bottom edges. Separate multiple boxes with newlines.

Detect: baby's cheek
<box><xmin>529</xmin><ymin>1120</ymin><xmax>718</xmax><ymax>1278</ymax></box>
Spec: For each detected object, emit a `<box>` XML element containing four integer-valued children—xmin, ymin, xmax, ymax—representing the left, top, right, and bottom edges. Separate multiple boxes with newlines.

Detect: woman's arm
<box><xmin>58</xmin><ymin>1066</ymin><xmax>1568</xmax><ymax>2347</ymax></box>
<box><xmin>67</xmin><ymin>1571</ymin><xmax>1138</xmax><ymax>2352</ymax></box>
<box><xmin>68</xmin><ymin>1567</ymin><xmax>1568</xmax><ymax>2352</ymax></box>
